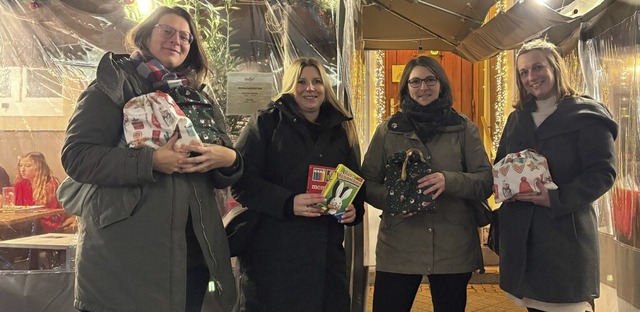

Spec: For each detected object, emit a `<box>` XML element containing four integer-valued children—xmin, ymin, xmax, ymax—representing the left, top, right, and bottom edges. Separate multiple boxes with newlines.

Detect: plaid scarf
<box><xmin>130</xmin><ymin>51</ymin><xmax>190</xmax><ymax>92</ymax></box>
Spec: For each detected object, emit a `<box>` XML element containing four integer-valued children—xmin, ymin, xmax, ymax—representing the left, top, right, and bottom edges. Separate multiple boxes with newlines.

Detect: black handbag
<box><xmin>487</xmin><ymin>208</ymin><xmax>500</xmax><ymax>255</ymax></box>
<box><xmin>384</xmin><ymin>148</ymin><xmax>437</xmax><ymax>216</ymax></box>
<box><xmin>468</xmin><ymin>199</ymin><xmax>493</xmax><ymax>227</ymax></box>
<box><xmin>223</xmin><ymin>206</ymin><xmax>261</xmax><ymax>257</ymax></box>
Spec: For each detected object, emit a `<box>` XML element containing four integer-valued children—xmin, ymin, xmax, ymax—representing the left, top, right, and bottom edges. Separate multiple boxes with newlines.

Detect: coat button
<box><xmin>427</xmin><ymin>228</ymin><xmax>433</xmax><ymax>233</ymax></box>
<box><xmin>129</xmin><ymin>153</ymin><xmax>137</xmax><ymax>159</ymax></box>
<box><xmin>427</xmin><ymin>267</ymin><xmax>432</xmax><ymax>273</ymax></box>
<box><xmin>319</xmin><ymin>154</ymin><xmax>323</xmax><ymax>158</ymax></box>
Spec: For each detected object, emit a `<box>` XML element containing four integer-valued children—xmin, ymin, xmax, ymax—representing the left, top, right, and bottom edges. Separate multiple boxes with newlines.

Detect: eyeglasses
<box><xmin>154</xmin><ymin>24</ymin><xmax>193</xmax><ymax>45</ymax></box>
<box><xmin>408</xmin><ymin>76</ymin><xmax>438</xmax><ymax>88</ymax></box>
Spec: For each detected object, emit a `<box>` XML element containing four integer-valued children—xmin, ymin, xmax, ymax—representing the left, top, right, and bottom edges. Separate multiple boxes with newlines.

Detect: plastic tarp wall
<box><xmin>1</xmin><ymin>0</ymin><xmax>354</xmax><ymax>311</ymax></box>
<box><xmin>579</xmin><ymin>10</ymin><xmax>640</xmax><ymax>311</ymax></box>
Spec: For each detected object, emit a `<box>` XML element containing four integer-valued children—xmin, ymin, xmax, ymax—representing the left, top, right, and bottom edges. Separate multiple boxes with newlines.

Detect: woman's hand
<box><xmin>152</xmin><ymin>134</ymin><xmax>190</xmax><ymax>174</ymax></box>
<box><xmin>417</xmin><ymin>172</ymin><xmax>446</xmax><ymax>200</ymax></box>
<box><xmin>293</xmin><ymin>193</ymin><xmax>325</xmax><ymax>217</ymax></box>
<box><xmin>179</xmin><ymin>143</ymin><xmax>237</xmax><ymax>173</ymax></box>
<box><xmin>339</xmin><ymin>204</ymin><xmax>356</xmax><ymax>224</ymax></box>
<box><xmin>512</xmin><ymin>180</ymin><xmax>551</xmax><ymax>207</ymax></box>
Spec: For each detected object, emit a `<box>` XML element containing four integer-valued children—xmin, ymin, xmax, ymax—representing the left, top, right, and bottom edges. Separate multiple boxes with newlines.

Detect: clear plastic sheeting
<box><xmin>579</xmin><ymin>10</ymin><xmax>640</xmax><ymax>311</ymax></box>
<box><xmin>0</xmin><ymin>271</ymin><xmax>75</xmax><ymax>312</ymax></box>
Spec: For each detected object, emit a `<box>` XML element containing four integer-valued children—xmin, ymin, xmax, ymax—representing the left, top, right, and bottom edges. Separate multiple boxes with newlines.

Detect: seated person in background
<box><xmin>0</xmin><ymin>165</ymin><xmax>9</xmax><ymax>188</ymax></box>
<box><xmin>13</xmin><ymin>152</ymin><xmax>75</xmax><ymax>233</ymax></box>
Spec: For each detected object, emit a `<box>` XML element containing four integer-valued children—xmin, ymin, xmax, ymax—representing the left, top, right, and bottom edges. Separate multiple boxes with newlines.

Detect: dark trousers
<box><xmin>372</xmin><ymin>271</ymin><xmax>472</xmax><ymax>312</ymax></box>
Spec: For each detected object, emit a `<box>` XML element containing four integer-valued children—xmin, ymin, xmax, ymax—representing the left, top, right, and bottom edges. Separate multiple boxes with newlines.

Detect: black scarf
<box><xmin>401</xmin><ymin>96</ymin><xmax>458</xmax><ymax>143</ymax></box>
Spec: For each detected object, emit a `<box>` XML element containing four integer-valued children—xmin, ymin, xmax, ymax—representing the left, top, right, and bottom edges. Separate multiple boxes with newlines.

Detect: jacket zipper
<box><xmin>190</xmin><ymin>179</ymin><xmax>223</xmax><ymax>292</ymax></box>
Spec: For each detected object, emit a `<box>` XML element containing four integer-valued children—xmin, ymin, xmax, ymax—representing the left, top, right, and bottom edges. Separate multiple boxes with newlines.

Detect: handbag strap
<box><xmin>400</xmin><ymin>148</ymin><xmax>426</xmax><ymax>181</ymax></box>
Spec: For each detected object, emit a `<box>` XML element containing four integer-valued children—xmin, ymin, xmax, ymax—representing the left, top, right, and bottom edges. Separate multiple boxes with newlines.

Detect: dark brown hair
<box><xmin>397</xmin><ymin>55</ymin><xmax>453</xmax><ymax>105</ymax></box>
<box><xmin>124</xmin><ymin>6</ymin><xmax>210</xmax><ymax>87</ymax></box>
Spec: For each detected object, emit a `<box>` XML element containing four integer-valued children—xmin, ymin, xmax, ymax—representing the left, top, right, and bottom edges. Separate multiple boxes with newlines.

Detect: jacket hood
<box><xmin>95</xmin><ymin>52</ymin><xmax>149</xmax><ymax>106</ymax></box>
<box><xmin>267</xmin><ymin>94</ymin><xmax>350</xmax><ymax>128</ymax></box>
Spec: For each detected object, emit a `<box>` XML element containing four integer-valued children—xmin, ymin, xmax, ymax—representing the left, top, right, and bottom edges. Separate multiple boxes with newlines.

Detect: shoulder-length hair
<box><xmin>124</xmin><ymin>6</ymin><xmax>210</xmax><ymax>88</ymax></box>
<box><xmin>514</xmin><ymin>39</ymin><xmax>578</xmax><ymax>110</ymax></box>
<box><xmin>15</xmin><ymin>152</ymin><xmax>58</xmax><ymax>206</ymax></box>
<box><xmin>274</xmin><ymin>57</ymin><xmax>359</xmax><ymax>148</ymax></box>
<box><xmin>397</xmin><ymin>55</ymin><xmax>454</xmax><ymax>105</ymax></box>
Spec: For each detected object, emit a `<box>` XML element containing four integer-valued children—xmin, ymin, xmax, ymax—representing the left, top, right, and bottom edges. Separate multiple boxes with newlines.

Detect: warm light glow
<box><xmin>137</xmin><ymin>0</ymin><xmax>154</xmax><ymax>17</ymax></box>
<box><xmin>375</xmin><ymin>51</ymin><xmax>386</xmax><ymax>124</ymax></box>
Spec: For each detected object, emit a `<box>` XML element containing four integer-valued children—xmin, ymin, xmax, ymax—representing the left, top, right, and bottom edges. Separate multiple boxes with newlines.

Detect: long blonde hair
<box><xmin>16</xmin><ymin>152</ymin><xmax>58</xmax><ymax>205</ymax></box>
<box><xmin>514</xmin><ymin>39</ymin><xmax>578</xmax><ymax>110</ymax></box>
<box><xmin>274</xmin><ymin>57</ymin><xmax>359</xmax><ymax>147</ymax></box>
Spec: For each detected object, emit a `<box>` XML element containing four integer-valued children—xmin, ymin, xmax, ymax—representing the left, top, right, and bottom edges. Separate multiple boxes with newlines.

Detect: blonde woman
<box><xmin>13</xmin><ymin>152</ymin><xmax>65</xmax><ymax>232</ymax></box>
<box><xmin>232</xmin><ymin>57</ymin><xmax>365</xmax><ymax>312</ymax></box>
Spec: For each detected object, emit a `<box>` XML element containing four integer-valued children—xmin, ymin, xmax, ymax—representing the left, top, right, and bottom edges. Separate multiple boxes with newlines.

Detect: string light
<box><xmin>492</xmin><ymin>0</ymin><xmax>508</xmax><ymax>154</ymax></box>
<box><xmin>492</xmin><ymin>51</ymin><xmax>507</xmax><ymax>154</ymax></box>
<box><xmin>375</xmin><ymin>50</ymin><xmax>386</xmax><ymax>125</ymax></box>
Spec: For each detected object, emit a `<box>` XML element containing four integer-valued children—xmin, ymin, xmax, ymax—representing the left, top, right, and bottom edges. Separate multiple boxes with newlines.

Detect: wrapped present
<box><xmin>123</xmin><ymin>90</ymin><xmax>203</xmax><ymax>152</ymax></box>
<box><xmin>384</xmin><ymin>148</ymin><xmax>437</xmax><ymax>216</ymax></box>
<box><xmin>492</xmin><ymin>149</ymin><xmax>558</xmax><ymax>203</ymax></box>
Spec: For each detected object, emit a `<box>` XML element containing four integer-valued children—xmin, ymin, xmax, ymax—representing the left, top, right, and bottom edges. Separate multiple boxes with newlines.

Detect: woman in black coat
<box><xmin>232</xmin><ymin>57</ymin><xmax>365</xmax><ymax>312</ymax></box>
<box><xmin>495</xmin><ymin>39</ymin><xmax>618</xmax><ymax>312</ymax></box>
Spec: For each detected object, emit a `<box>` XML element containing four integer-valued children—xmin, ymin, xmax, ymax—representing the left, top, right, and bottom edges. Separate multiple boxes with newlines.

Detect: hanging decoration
<box><xmin>492</xmin><ymin>0</ymin><xmax>508</xmax><ymax>155</ymax></box>
<box><xmin>375</xmin><ymin>50</ymin><xmax>386</xmax><ymax>125</ymax></box>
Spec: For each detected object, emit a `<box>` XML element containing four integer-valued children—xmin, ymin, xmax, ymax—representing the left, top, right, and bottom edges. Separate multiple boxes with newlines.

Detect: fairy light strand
<box><xmin>375</xmin><ymin>50</ymin><xmax>386</xmax><ymax>124</ymax></box>
<box><xmin>492</xmin><ymin>0</ymin><xmax>508</xmax><ymax>154</ymax></box>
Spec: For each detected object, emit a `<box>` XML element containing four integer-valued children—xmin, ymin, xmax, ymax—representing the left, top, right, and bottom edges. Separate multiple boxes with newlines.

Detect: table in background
<box><xmin>0</xmin><ymin>233</ymin><xmax>77</xmax><ymax>270</ymax></box>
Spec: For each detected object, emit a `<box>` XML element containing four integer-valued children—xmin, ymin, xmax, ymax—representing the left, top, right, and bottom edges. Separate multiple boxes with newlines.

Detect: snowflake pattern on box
<box><xmin>384</xmin><ymin>148</ymin><xmax>437</xmax><ymax>216</ymax></box>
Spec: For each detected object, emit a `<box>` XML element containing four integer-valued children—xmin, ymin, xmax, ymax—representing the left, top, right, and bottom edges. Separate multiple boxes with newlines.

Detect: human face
<box><xmin>408</xmin><ymin>66</ymin><xmax>440</xmax><ymax>106</ymax></box>
<box><xmin>294</xmin><ymin>66</ymin><xmax>326</xmax><ymax>121</ymax></box>
<box><xmin>147</xmin><ymin>13</ymin><xmax>191</xmax><ymax>70</ymax></box>
<box><xmin>517</xmin><ymin>50</ymin><xmax>558</xmax><ymax>101</ymax></box>
<box><xmin>19</xmin><ymin>158</ymin><xmax>36</xmax><ymax>181</ymax></box>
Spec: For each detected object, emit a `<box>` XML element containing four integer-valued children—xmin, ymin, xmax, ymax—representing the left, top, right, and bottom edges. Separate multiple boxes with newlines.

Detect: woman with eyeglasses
<box><xmin>61</xmin><ymin>6</ymin><xmax>241</xmax><ymax>312</ymax></box>
<box><xmin>361</xmin><ymin>55</ymin><xmax>492</xmax><ymax>312</ymax></box>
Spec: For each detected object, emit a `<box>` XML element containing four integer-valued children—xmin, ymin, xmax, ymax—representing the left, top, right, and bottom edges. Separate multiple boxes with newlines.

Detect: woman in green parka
<box><xmin>361</xmin><ymin>56</ymin><xmax>493</xmax><ymax>312</ymax></box>
<box><xmin>61</xmin><ymin>7</ymin><xmax>241</xmax><ymax>312</ymax></box>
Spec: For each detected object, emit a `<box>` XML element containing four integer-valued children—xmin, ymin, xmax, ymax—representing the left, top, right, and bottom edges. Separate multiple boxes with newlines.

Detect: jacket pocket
<box><xmin>88</xmin><ymin>185</ymin><xmax>142</xmax><ymax>228</ymax></box>
<box><xmin>380</xmin><ymin>213</ymin><xmax>406</xmax><ymax>229</ymax></box>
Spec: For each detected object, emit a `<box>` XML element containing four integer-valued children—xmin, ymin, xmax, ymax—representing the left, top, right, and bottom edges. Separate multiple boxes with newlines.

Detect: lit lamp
<box><xmin>430</xmin><ymin>50</ymin><xmax>440</xmax><ymax>56</ymax></box>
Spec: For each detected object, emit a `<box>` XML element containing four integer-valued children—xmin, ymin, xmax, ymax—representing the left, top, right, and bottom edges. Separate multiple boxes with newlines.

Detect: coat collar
<box><xmin>533</xmin><ymin>96</ymin><xmax>618</xmax><ymax>141</ymax></box>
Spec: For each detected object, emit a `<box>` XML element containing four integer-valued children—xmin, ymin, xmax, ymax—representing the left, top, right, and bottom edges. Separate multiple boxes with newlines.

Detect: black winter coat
<box><xmin>496</xmin><ymin>96</ymin><xmax>618</xmax><ymax>303</ymax></box>
<box><xmin>232</xmin><ymin>95</ymin><xmax>365</xmax><ymax>312</ymax></box>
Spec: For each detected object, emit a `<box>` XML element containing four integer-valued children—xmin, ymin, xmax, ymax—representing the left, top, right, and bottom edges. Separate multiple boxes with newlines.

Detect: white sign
<box><xmin>226</xmin><ymin>72</ymin><xmax>274</xmax><ymax>115</ymax></box>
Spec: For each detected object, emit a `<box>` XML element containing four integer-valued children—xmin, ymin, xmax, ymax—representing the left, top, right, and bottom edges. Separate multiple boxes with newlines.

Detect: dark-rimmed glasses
<box><xmin>154</xmin><ymin>24</ymin><xmax>193</xmax><ymax>45</ymax></box>
<box><xmin>408</xmin><ymin>76</ymin><xmax>438</xmax><ymax>88</ymax></box>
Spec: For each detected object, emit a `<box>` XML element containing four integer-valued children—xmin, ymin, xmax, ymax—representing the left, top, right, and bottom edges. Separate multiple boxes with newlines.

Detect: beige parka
<box><xmin>361</xmin><ymin>112</ymin><xmax>492</xmax><ymax>275</ymax></box>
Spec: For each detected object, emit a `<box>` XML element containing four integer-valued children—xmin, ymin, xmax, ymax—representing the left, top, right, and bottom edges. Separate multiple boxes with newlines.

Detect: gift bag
<box><xmin>492</xmin><ymin>149</ymin><xmax>558</xmax><ymax>203</ymax></box>
<box><xmin>123</xmin><ymin>90</ymin><xmax>203</xmax><ymax>152</ymax></box>
<box><xmin>384</xmin><ymin>148</ymin><xmax>437</xmax><ymax>216</ymax></box>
